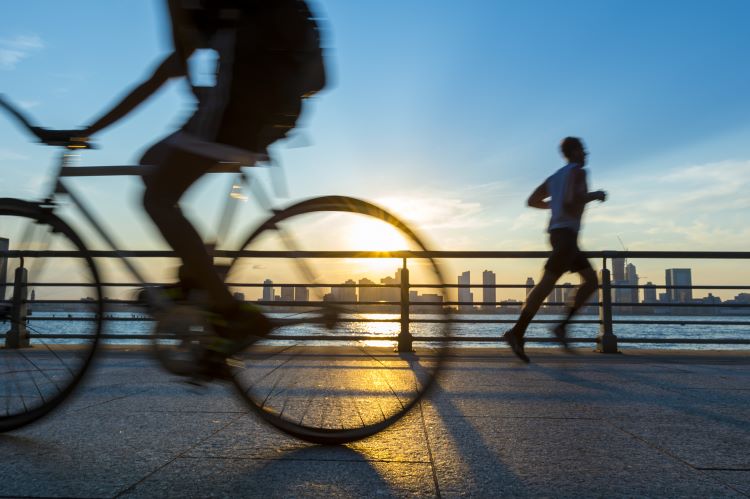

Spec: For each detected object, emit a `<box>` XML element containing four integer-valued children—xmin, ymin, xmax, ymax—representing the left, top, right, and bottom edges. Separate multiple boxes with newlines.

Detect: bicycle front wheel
<box><xmin>226</xmin><ymin>196</ymin><xmax>452</xmax><ymax>444</ymax></box>
<box><xmin>0</xmin><ymin>198</ymin><xmax>103</xmax><ymax>431</ymax></box>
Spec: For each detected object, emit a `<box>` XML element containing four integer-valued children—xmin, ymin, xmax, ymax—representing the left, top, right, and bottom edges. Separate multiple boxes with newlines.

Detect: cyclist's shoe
<box><xmin>210</xmin><ymin>303</ymin><xmax>273</xmax><ymax>355</ymax></box>
<box><xmin>503</xmin><ymin>329</ymin><xmax>530</xmax><ymax>363</ymax></box>
<box><xmin>552</xmin><ymin>323</ymin><xmax>575</xmax><ymax>354</ymax></box>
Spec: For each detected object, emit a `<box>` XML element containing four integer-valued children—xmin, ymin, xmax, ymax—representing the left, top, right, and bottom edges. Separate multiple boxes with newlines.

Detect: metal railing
<box><xmin>2</xmin><ymin>250</ymin><xmax>749</xmax><ymax>351</ymax></box>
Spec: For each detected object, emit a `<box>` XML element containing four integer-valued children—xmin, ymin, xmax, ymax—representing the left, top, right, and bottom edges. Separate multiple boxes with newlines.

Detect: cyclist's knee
<box><xmin>142</xmin><ymin>184</ymin><xmax>174</xmax><ymax>219</ymax></box>
<box><xmin>139</xmin><ymin>140</ymin><xmax>169</xmax><ymax>167</ymax></box>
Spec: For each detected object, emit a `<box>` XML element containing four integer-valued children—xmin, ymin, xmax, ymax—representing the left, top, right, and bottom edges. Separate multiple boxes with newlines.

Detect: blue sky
<box><xmin>1</xmin><ymin>1</ymin><xmax>749</xmax><ymax>297</ymax></box>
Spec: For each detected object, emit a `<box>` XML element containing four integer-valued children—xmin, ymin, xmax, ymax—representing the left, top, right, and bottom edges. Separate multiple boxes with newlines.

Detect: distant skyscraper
<box><xmin>262</xmin><ymin>279</ymin><xmax>274</xmax><ymax>302</ymax></box>
<box><xmin>665</xmin><ymin>268</ymin><xmax>692</xmax><ymax>303</ymax></box>
<box><xmin>482</xmin><ymin>270</ymin><xmax>496</xmax><ymax>311</ymax></box>
<box><xmin>458</xmin><ymin>271</ymin><xmax>473</xmax><ymax>312</ymax></box>
<box><xmin>280</xmin><ymin>286</ymin><xmax>295</xmax><ymax>302</ymax></box>
<box><xmin>0</xmin><ymin>237</ymin><xmax>8</xmax><ymax>301</ymax></box>
<box><xmin>380</xmin><ymin>273</ymin><xmax>400</xmax><ymax>303</ymax></box>
<box><xmin>332</xmin><ymin>280</ymin><xmax>356</xmax><ymax>303</ymax></box>
<box><xmin>625</xmin><ymin>262</ymin><xmax>639</xmax><ymax>303</ymax></box>
<box><xmin>339</xmin><ymin>279</ymin><xmax>357</xmax><ymax>303</ymax></box>
<box><xmin>612</xmin><ymin>258</ymin><xmax>625</xmax><ymax>282</ymax></box>
<box><xmin>294</xmin><ymin>286</ymin><xmax>309</xmax><ymax>303</ymax></box>
<box><xmin>525</xmin><ymin>277</ymin><xmax>534</xmax><ymax>300</ymax></box>
<box><xmin>358</xmin><ymin>278</ymin><xmax>377</xmax><ymax>303</ymax></box>
<box><xmin>643</xmin><ymin>282</ymin><xmax>657</xmax><ymax>303</ymax></box>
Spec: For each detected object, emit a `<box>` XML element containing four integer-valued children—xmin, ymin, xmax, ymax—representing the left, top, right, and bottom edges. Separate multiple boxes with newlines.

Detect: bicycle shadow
<box><xmin>152</xmin><ymin>444</ymin><xmax>436</xmax><ymax>497</ymax></box>
<box><xmin>0</xmin><ymin>433</ymin><xmax>59</xmax><ymax>456</ymax></box>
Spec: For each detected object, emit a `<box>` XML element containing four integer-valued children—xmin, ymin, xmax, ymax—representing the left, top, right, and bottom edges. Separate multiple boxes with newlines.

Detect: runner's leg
<box><xmin>509</xmin><ymin>269</ymin><xmax>560</xmax><ymax>339</ymax></box>
<box><xmin>561</xmin><ymin>266</ymin><xmax>598</xmax><ymax>325</ymax></box>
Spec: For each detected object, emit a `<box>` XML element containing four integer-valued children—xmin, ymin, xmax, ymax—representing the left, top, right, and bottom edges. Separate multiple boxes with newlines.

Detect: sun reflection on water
<box><xmin>349</xmin><ymin>313</ymin><xmax>400</xmax><ymax>347</ymax></box>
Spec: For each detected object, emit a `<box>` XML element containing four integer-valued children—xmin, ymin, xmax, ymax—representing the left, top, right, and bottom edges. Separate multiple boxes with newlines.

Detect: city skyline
<box><xmin>254</xmin><ymin>264</ymin><xmax>750</xmax><ymax>310</ymax></box>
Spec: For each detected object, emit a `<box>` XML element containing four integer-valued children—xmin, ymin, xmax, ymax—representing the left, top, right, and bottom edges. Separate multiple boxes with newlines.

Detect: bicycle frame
<box><xmin>43</xmin><ymin>149</ymin><xmax>271</xmax><ymax>310</ymax></box>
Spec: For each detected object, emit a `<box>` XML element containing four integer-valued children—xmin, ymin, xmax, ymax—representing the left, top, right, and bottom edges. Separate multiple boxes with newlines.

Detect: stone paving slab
<box><xmin>0</xmin><ymin>348</ymin><xmax>748</xmax><ymax>498</ymax></box>
<box><xmin>119</xmin><ymin>455</ymin><xmax>437</xmax><ymax>498</ymax></box>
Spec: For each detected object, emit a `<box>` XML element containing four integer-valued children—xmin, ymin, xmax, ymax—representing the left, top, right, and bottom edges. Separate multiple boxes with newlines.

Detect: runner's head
<box><xmin>560</xmin><ymin>137</ymin><xmax>587</xmax><ymax>166</ymax></box>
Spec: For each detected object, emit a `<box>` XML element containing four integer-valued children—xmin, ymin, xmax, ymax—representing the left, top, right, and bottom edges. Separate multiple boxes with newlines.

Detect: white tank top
<box><xmin>546</xmin><ymin>163</ymin><xmax>581</xmax><ymax>233</ymax></box>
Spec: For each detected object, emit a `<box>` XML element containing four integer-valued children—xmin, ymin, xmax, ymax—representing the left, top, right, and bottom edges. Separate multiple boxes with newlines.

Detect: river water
<box><xmin>23</xmin><ymin>312</ymin><xmax>750</xmax><ymax>350</ymax></box>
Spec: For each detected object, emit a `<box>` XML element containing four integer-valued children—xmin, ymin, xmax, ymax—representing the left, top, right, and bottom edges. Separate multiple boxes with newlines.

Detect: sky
<box><xmin>1</xmin><ymin>0</ymin><xmax>749</xmax><ymax>300</ymax></box>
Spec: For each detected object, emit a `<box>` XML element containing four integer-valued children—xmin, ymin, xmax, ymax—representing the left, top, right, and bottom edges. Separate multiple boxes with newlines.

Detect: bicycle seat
<box><xmin>32</xmin><ymin>129</ymin><xmax>96</xmax><ymax>150</ymax></box>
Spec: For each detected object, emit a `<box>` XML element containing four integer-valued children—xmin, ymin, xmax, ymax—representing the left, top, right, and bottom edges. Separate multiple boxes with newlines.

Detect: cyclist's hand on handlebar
<box><xmin>31</xmin><ymin>127</ymin><xmax>91</xmax><ymax>148</ymax></box>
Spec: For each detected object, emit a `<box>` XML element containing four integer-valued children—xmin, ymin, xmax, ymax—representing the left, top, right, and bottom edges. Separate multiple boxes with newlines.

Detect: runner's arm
<box><xmin>586</xmin><ymin>190</ymin><xmax>607</xmax><ymax>202</ymax></box>
<box><xmin>527</xmin><ymin>181</ymin><xmax>550</xmax><ymax>209</ymax></box>
<box><xmin>84</xmin><ymin>52</ymin><xmax>187</xmax><ymax>136</ymax></box>
<box><xmin>564</xmin><ymin>168</ymin><xmax>606</xmax><ymax>214</ymax></box>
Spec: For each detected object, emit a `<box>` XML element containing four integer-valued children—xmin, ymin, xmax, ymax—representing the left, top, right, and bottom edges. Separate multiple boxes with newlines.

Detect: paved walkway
<box><xmin>1</xmin><ymin>347</ymin><xmax>748</xmax><ymax>498</ymax></box>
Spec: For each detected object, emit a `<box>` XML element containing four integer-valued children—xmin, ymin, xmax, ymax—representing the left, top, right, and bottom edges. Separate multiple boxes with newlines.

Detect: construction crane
<box><xmin>617</xmin><ymin>235</ymin><xmax>628</xmax><ymax>266</ymax></box>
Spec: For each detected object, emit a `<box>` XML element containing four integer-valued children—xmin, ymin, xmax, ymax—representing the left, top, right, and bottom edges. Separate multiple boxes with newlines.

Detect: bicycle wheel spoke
<box><xmin>274</xmin><ymin>225</ymin><xmax>325</xmax><ymax>301</ymax></box>
<box><xmin>227</xmin><ymin>196</ymin><xmax>451</xmax><ymax>443</ymax></box>
<box><xmin>18</xmin><ymin>346</ymin><xmax>68</xmax><ymax>396</ymax></box>
<box><xmin>0</xmin><ymin>200</ymin><xmax>102</xmax><ymax>431</ymax></box>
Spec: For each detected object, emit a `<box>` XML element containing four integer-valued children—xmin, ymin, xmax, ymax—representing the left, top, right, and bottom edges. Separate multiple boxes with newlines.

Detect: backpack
<box><xmin>169</xmin><ymin>0</ymin><xmax>327</xmax><ymax>99</ymax></box>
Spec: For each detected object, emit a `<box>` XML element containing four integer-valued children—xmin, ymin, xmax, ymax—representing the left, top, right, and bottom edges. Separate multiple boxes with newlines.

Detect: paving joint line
<box><xmin>695</xmin><ymin>467</ymin><xmax>750</xmax><ymax>471</ymax></box>
<box><xmin>66</xmin><ymin>389</ymin><xmax>152</xmax><ymax>413</ymax></box>
<box><xmin>418</xmin><ymin>400</ymin><xmax>442</xmax><ymax>499</ymax></box>
<box><xmin>177</xmin><ymin>455</ymin><xmax>432</xmax><ymax>464</ymax></box>
<box><xmin>604</xmin><ymin>418</ymin><xmax>748</xmax><ymax>497</ymax></box>
<box><xmin>112</xmin><ymin>412</ymin><xmax>246</xmax><ymax>498</ymax></box>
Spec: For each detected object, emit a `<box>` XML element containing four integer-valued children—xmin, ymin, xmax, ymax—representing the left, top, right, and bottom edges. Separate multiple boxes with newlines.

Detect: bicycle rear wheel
<box><xmin>0</xmin><ymin>198</ymin><xmax>102</xmax><ymax>431</ymax></box>
<box><xmin>226</xmin><ymin>196</ymin><xmax>452</xmax><ymax>444</ymax></box>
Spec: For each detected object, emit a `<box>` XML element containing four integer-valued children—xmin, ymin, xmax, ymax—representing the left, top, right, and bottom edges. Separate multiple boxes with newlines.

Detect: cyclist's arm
<box><xmin>85</xmin><ymin>51</ymin><xmax>187</xmax><ymax>136</ymax></box>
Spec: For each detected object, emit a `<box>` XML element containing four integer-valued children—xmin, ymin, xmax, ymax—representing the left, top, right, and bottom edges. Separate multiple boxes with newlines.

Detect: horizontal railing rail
<box><xmin>2</xmin><ymin>249</ymin><xmax>748</xmax><ymax>350</ymax></box>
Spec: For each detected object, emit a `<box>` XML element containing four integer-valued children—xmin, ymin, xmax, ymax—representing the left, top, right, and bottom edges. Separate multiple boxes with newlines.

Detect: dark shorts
<box><xmin>544</xmin><ymin>228</ymin><xmax>593</xmax><ymax>276</ymax></box>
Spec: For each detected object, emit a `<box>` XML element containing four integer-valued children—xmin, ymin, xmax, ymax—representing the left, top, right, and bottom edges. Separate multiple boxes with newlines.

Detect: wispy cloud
<box><xmin>0</xmin><ymin>34</ymin><xmax>44</xmax><ymax>70</ymax></box>
<box><xmin>374</xmin><ymin>159</ymin><xmax>750</xmax><ymax>253</ymax></box>
<box><xmin>586</xmin><ymin>159</ymin><xmax>750</xmax><ymax>250</ymax></box>
<box><xmin>0</xmin><ymin>148</ymin><xmax>30</xmax><ymax>161</ymax></box>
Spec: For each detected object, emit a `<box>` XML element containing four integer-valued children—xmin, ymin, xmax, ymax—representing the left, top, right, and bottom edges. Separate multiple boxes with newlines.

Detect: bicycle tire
<box><xmin>226</xmin><ymin>195</ymin><xmax>452</xmax><ymax>444</ymax></box>
<box><xmin>0</xmin><ymin>198</ymin><xmax>103</xmax><ymax>431</ymax></box>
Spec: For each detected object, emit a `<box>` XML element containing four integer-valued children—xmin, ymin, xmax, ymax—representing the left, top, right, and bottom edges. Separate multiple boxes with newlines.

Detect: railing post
<box><xmin>596</xmin><ymin>264</ymin><xmax>618</xmax><ymax>353</ymax></box>
<box><xmin>5</xmin><ymin>264</ymin><xmax>30</xmax><ymax>349</ymax></box>
<box><xmin>397</xmin><ymin>258</ymin><xmax>413</xmax><ymax>353</ymax></box>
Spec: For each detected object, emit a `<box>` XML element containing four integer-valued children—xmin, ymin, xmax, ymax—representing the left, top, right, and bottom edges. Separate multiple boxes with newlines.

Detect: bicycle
<box><xmin>0</xmin><ymin>95</ymin><xmax>453</xmax><ymax>444</ymax></box>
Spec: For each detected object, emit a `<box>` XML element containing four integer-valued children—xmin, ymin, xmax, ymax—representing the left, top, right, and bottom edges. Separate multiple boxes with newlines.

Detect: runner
<box><xmin>504</xmin><ymin>137</ymin><xmax>606</xmax><ymax>362</ymax></box>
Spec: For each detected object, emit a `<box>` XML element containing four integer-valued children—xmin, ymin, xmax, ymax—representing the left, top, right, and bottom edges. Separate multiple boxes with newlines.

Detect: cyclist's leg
<box><xmin>140</xmin><ymin>137</ymin><xmax>235</xmax><ymax>314</ymax></box>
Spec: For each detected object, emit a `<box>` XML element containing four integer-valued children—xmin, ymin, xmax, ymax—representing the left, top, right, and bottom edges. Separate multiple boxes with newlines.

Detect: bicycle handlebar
<box><xmin>0</xmin><ymin>94</ymin><xmax>95</xmax><ymax>149</ymax></box>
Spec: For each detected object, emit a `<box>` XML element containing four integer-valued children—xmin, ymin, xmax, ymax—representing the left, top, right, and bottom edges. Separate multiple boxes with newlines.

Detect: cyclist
<box><xmin>34</xmin><ymin>1</ymin><xmax>327</xmax><ymax>359</ymax></box>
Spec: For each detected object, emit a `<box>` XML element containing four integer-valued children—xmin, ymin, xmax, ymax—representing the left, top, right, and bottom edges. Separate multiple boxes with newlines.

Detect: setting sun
<box><xmin>346</xmin><ymin>218</ymin><xmax>410</xmax><ymax>252</ymax></box>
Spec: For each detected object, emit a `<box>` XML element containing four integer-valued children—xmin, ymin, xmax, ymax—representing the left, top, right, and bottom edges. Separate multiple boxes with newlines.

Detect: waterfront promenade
<box><xmin>1</xmin><ymin>347</ymin><xmax>748</xmax><ymax>498</ymax></box>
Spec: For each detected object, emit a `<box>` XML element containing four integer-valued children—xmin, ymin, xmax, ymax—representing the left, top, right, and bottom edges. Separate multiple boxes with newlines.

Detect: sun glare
<box><xmin>346</xmin><ymin>218</ymin><xmax>410</xmax><ymax>252</ymax></box>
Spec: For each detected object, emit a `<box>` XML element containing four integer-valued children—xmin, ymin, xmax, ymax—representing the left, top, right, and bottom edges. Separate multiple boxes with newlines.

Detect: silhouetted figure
<box><xmin>35</xmin><ymin>0</ymin><xmax>326</xmax><ymax>322</ymax></box>
<box><xmin>504</xmin><ymin>137</ymin><xmax>606</xmax><ymax>362</ymax></box>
